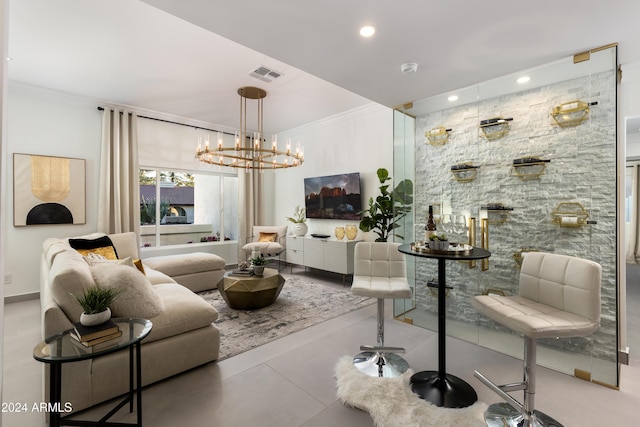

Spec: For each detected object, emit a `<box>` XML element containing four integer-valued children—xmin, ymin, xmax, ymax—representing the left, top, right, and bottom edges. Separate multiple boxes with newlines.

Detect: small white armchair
<box><xmin>472</xmin><ymin>252</ymin><xmax>601</xmax><ymax>427</ymax></box>
<box><xmin>241</xmin><ymin>225</ymin><xmax>287</xmax><ymax>269</ymax></box>
<box><xmin>351</xmin><ymin>242</ymin><xmax>412</xmax><ymax>378</ymax></box>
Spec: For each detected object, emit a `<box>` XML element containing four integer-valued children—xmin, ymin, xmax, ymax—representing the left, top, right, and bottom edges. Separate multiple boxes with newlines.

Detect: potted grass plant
<box><xmin>74</xmin><ymin>286</ymin><xmax>120</xmax><ymax>326</ymax></box>
<box><xmin>286</xmin><ymin>205</ymin><xmax>308</xmax><ymax>236</ymax></box>
<box><xmin>250</xmin><ymin>255</ymin><xmax>268</xmax><ymax>276</ymax></box>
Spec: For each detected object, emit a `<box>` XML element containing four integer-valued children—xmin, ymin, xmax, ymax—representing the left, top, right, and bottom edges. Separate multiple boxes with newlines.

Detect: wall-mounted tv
<box><xmin>304</xmin><ymin>172</ymin><xmax>361</xmax><ymax>220</ymax></box>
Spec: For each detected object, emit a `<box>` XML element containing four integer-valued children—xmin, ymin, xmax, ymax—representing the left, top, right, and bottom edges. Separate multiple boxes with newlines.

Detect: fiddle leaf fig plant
<box><xmin>359</xmin><ymin>168</ymin><xmax>414</xmax><ymax>242</ymax></box>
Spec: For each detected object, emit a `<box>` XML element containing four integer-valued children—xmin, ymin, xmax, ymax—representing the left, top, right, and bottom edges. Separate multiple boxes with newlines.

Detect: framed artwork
<box><xmin>13</xmin><ymin>153</ymin><xmax>86</xmax><ymax>226</ymax></box>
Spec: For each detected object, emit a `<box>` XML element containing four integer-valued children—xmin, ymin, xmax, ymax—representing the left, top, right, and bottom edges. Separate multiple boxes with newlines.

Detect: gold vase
<box><xmin>346</xmin><ymin>224</ymin><xmax>358</xmax><ymax>240</ymax></box>
<box><xmin>335</xmin><ymin>226</ymin><xmax>345</xmax><ymax>240</ymax></box>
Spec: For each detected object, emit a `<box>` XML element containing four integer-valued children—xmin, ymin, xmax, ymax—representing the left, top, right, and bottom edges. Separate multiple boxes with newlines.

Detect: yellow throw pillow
<box><xmin>133</xmin><ymin>259</ymin><xmax>146</xmax><ymax>275</ymax></box>
<box><xmin>258</xmin><ymin>232</ymin><xmax>277</xmax><ymax>242</ymax></box>
<box><xmin>75</xmin><ymin>246</ymin><xmax>118</xmax><ymax>260</ymax></box>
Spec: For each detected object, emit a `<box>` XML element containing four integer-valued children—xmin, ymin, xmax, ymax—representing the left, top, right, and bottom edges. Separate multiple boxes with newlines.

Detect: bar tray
<box><xmin>410</xmin><ymin>242</ymin><xmax>474</xmax><ymax>255</ymax></box>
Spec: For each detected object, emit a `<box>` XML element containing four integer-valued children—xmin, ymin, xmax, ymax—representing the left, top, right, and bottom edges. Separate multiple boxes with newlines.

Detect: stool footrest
<box><xmin>360</xmin><ymin>345</ymin><xmax>405</xmax><ymax>354</ymax></box>
<box><xmin>474</xmin><ymin>370</ymin><xmax>525</xmax><ymax>417</ymax></box>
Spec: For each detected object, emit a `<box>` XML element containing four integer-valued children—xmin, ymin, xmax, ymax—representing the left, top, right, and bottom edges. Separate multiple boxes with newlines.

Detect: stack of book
<box><xmin>230</xmin><ymin>268</ymin><xmax>254</xmax><ymax>276</ymax></box>
<box><xmin>70</xmin><ymin>319</ymin><xmax>122</xmax><ymax>347</ymax></box>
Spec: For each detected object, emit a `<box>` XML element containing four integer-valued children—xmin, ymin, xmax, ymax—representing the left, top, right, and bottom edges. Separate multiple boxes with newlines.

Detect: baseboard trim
<box><xmin>4</xmin><ymin>292</ymin><xmax>40</xmax><ymax>304</ymax></box>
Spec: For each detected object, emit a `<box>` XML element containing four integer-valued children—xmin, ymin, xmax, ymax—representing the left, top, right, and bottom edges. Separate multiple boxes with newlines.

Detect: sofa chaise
<box><xmin>40</xmin><ymin>231</ymin><xmax>226</xmax><ymax>414</ymax></box>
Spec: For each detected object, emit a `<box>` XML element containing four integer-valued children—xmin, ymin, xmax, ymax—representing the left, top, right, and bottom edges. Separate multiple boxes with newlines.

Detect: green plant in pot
<box><xmin>74</xmin><ymin>286</ymin><xmax>120</xmax><ymax>326</ymax></box>
<box><xmin>359</xmin><ymin>168</ymin><xmax>414</xmax><ymax>242</ymax></box>
<box><xmin>286</xmin><ymin>205</ymin><xmax>308</xmax><ymax>236</ymax></box>
<box><xmin>250</xmin><ymin>255</ymin><xmax>268</xmax><ymax>275</ymax></box>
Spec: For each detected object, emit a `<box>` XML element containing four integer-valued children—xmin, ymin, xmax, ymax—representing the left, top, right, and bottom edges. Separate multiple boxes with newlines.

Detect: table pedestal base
<box><xmin>410</xmin><ymin>370</ymin><xmax>478</xmax><ymax>408</ymax></box>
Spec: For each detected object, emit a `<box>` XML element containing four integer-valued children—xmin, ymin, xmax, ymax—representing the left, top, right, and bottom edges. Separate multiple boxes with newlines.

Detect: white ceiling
<box><xmin>8</xmin><ymin>0</ymin><xmax>640</xmax><ymax>136</ymax></box>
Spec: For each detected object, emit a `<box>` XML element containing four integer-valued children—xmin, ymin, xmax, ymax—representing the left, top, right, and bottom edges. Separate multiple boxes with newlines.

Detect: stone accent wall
<box><xmin>412</xmin><ymin>70</ymin><xmax>617</xmax><ymax>363</ymax></box>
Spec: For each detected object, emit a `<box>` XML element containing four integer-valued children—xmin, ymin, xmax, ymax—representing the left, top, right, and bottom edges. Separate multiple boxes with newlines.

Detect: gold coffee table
<box><xmin>217</xmin><ymin>268</ymin><xmax>285</xmax><ymax>309</ymax></box>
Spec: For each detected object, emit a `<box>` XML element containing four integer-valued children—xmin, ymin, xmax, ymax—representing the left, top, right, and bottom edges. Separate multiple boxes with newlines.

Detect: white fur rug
<box><xmin>335</xmin><ymin>356</ymin><xmax>487</xmax><ymax>427</ymax></box>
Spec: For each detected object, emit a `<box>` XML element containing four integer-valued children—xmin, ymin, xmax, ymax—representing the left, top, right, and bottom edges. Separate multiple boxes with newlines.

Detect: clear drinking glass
<box><xmin>452</xmin><ymin>214</ymin><xmax>467</xmax><ymax>246</ymax></box>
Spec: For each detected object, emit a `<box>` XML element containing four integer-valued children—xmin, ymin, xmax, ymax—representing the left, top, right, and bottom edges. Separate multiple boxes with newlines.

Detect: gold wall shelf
<box><xmin>481</xmin><ymin>203</ymin><xmax>514</xmax><ymax>224</ymax></box>
<box><xmin>451</xmin><ymin>163</ymin><xmax>479</xmax><ymax>182</ymax></box>
<box><xmin>551</xmin><ymin>202</ymin><xmax>589</xmax><ymax>227</ymax></box>
<box><xmin>479</xmin><ymin>117</ymin><xmax>513</xmax><ymax>141</ymax></box>
<box><xmin>513</xmin><ymin>248</ymin><xmax>539</xmax><ymax>269</ymax></box>
<box><xmin>550</xmin><ymin>100</ymin><xmax>597</xmax><ymax>128</ymax></box>
<box><xmin>511</xmin><ymin>157</ymin><xmax>551</xmax><ymax>180</ymax></box>
<box><xmin>425</xmin><ymin>127</ymin><xmax>452</xmax><ymax>146</ymax></box>
<box><xmin>480</xmin><ymin>218</ymin><xmax>489</xmax><ymax>271</ymax></box>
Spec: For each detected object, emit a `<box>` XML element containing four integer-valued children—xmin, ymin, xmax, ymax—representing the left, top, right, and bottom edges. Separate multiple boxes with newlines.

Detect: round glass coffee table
<box><xmin>217</xmin><ymin>268</ymin><xmax>286</xmax><ymax>309</ymax></box>
<box><xmin>33</xmin><ymin>318</ymin><xmax>152</xmax><ymax>427</ymax></box>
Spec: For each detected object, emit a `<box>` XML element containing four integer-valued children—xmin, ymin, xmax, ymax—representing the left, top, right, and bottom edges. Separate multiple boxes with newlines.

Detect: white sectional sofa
<box><xmin>40</xmin><ymin>231</ymin><xmax>226</xmax><ymax>414</ymax></box>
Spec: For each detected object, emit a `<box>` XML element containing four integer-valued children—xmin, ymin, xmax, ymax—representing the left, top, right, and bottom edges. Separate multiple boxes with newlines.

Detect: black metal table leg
<box><xmin>410</xmin><ymin>258</ymin><xmax>478</xmax><ymax>408</ymax></box>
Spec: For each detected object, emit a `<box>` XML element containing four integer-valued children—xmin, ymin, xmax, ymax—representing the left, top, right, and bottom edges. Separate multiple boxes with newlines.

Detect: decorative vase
<box><xmin>291</xmin><ymin>223</ymin><xmax>308</xmax><ymax>237</ymax></box>
<box><xmin>80</xmin><ymin>308</ymin><xmax>111</xmax><ymax>327</ymax></box>
<box><xmin>253</xmin><ymin>266</ymin><xmax>265</xmax><ymax>276</ymax></box>
<box><xmin>335</xmin><ymin>226</ymin><xmax>345</xmax><ymax>240</ymax></box>
<box><xmin>345</xmin><ymin>225</ymin><xmax>358</xmax><ymax>240</ymax></box>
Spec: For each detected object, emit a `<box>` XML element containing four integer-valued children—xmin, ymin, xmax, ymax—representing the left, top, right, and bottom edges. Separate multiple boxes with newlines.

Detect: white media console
<box><xmin>286</xmin><ymin>236</ymin><xmax>361</xmax><ymax>277</ymax></box>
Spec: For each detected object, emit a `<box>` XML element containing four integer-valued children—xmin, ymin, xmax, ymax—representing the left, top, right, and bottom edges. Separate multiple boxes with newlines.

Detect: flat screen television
<box><xmin>304</xmin><ymin>172</ymin><xmax>361</xmax><ymax>220</ymax></box>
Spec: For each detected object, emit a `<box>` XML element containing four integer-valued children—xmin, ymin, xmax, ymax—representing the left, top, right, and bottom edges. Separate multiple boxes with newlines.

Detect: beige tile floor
<box><xmin>3</xmin><ymin>271</ymin><xmax>639</xmax><ymax>426</ymax></box>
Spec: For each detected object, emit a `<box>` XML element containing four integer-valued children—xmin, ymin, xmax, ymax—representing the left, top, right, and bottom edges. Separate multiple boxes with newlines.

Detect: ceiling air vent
<box><xmin>250</xmin><ymin>66</ymin><xmax>284</xmax><ymax>83</ymax></box>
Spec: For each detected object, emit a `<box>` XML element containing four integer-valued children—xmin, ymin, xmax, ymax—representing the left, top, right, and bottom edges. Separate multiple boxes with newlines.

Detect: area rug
<box><xmin>198</xmin><ymin>274</ymin><xmax>375</xmax><ymax>361</ymax></box>
<box><xmin>335</xmin><ymin>356</ymin><xmax>487</xmax><ymax>427</ymax></box>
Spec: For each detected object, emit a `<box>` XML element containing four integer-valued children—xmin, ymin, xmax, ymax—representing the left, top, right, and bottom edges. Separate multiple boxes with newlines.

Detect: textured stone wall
<box><xmin>412</xmin><ymin>70</ymin><xmax>617</xmax><ymax>363</ymax></box>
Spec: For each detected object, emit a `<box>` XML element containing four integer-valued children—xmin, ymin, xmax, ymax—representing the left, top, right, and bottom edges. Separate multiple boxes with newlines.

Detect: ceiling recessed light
<box><xmin>359</xmin><ymin>25</ymin><xmax>375</xmax><ymax>38</ymax></box>
<box><xmin>517</xmin><ymin>76</ymin><xmax>530</xmax><ymax>84</ymax></box>
<box><xmin>401</xmin><ymin>63</ymin><xmax>418</xmax><ymax>74</ymax></box>
<box><xmin>448</xmin><ymin>95</ymin><xmax>458</xmax><ymax>102</ymax></box>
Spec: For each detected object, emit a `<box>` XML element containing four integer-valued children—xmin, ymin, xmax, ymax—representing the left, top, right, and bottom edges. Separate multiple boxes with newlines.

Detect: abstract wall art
<box><xmin>13</xmin><ymin>153</ymin><xmax>86</xmax><ymax>226</ymax></box>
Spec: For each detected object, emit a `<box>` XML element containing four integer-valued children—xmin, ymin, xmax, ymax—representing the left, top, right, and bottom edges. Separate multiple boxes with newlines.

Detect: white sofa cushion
<box><xmin>91</xmin><ymin>263</ymin><xmax>165</xmax><ymax>319</ymax></box>
<box><xmin>49</xmin><ymin>249</ymin><xmax>94</xmax><ymax>322</ymax></box>
<box><xmin>144</xmin><ymin>283</ymin><xmax>219</xmax><ymax>343</ymax></box>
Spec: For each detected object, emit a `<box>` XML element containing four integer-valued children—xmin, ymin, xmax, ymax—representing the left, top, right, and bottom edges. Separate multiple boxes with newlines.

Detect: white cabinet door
<box><xmin>303</xmin><ymin>238</ymin><xmax>325</xmax><ymax>270</ymax></box>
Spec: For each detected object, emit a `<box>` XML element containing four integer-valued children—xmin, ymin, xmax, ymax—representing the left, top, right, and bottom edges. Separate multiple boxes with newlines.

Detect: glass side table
<box><xmin>33</xmin><ymin>318</ymin><xmax>152</xmax><ymax>427</ymax></box>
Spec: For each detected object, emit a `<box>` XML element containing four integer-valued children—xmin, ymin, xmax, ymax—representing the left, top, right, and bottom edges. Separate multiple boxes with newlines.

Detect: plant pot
<box><xmin>80</xmin><ymin>308</ymin><xmax>111</xmax><ymax>327</ymax></box>
<box><xmin>253</xmin><ymin>266</ymin><xmax>265</xmax><ymax>276</ymax></box>
<box><xmin>291</xmin><ymin>223</ymin><xmax>308</xmax><ymax>237</ymax></box>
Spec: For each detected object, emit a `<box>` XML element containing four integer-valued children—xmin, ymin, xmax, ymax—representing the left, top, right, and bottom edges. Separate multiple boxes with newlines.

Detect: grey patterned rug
<box><xmin>198</xmin><ymin>273</ymin><xmax>374</xmax><ymax>361</ymax></box>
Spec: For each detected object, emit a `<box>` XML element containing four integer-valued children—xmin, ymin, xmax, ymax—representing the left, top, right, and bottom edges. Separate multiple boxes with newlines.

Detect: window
<box><xmin>140</xmin><ymin>168</ymin><xmax>238</xmax><ymax>247</ymax></box>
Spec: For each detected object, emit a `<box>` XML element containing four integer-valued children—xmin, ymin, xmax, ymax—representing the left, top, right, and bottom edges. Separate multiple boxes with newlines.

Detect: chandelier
<box><xmin>195</xmin><ymin>86</ymin><xmax>304</xmax><ymax>170</ymax></box>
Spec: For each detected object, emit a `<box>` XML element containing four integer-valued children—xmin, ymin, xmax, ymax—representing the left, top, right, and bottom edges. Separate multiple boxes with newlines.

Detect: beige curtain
<box><xmin>98</xmin><ymin>108</ymin><xmax>140</xmax><ymax>235</ymax></box>
<box><xmin>238</xmin><ymin>170</ymin><xmax>264</xmax><ymax>258</ymax></box>
<box><xmin>627</xmin><ymin>165</ymin><xmax>640</xmax><ymax>263</ymax></box>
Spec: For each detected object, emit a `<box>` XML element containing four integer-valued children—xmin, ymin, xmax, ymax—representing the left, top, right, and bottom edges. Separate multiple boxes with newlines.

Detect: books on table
<box><xmin>71</xmin><ymin>319</ymin><xmax>122</xmax><ymax>347</ymax></box>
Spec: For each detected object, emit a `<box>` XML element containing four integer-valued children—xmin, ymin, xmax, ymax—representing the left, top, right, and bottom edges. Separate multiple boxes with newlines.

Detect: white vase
<box><xmin>253</xmin><ymin>266</ymin><xmax>265</xmax><ymax>276</ymax></box>
<box><xmin>291</xmin><ymin>223</ymin><xmax>308</xmax><ymax>237</ymax></box>
<box><xmin>80</xmin><ymin>308</ymin><xmax>111</xmax><ymax>327</ymax></box>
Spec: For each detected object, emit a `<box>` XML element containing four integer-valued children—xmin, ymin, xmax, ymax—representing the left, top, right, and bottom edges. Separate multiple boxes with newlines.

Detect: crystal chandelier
<box><xmin>195</xmin><ymin>86</ymin><xmax>304</xmax><ymax>170</ymax></box>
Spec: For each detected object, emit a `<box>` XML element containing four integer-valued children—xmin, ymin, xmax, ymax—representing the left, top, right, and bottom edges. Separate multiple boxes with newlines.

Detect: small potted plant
<box><xmin>74</xmin><ymin>286</ymin><xmax>120</xmax><ymax>326</ymax></box>
<box><xmin>428</xmin><ymin>233</ymin><xmax>449</xmax><ymax>251</ymax></box>
<box><xmin>286</xmin><ymin>205</ymin><xmax>308</xmax><ymax>237</ymax></box>
<box><xmin>250</xmin><ymin>255</ymin><xmax>268</xmax><ymax>275</ymax></box>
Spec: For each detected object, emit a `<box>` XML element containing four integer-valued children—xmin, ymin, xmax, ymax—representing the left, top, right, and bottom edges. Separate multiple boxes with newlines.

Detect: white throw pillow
<box><xmin>90</xmin><ymin>263</ymin><xmax>164</xmax><ymax>319</ymax></box>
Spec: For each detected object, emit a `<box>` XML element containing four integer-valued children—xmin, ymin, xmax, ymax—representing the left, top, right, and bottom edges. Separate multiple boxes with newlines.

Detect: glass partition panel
<box><xmin>402</xmin><ymin>45</ymin><xmax>619</xmax><ymax>387</ymax></box>
<box><xmin>393</xmin><ymin>107</ymin><xmax>417</xmax><ymax>319</ymax></box>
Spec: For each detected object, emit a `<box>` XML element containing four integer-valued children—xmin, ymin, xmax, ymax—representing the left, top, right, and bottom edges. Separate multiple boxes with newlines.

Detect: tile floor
<box><xmin>2</xmin><ymin>270</ymin><xmax>639</xmax><ymax>426</ymax></box>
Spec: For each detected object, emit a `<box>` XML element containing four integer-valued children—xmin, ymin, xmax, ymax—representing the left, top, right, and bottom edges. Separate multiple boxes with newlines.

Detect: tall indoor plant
<box><xmin>359</xmin><ymin>168</ymin><xmax>413</xmax><ymax>242</ymax></box>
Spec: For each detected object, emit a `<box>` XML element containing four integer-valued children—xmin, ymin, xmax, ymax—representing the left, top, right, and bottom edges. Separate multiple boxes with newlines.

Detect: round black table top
<box><xmin>33</xmin><ymin>318</ymin><xmax>152</xmax><ymax>364</ymax></box>
<box><xmin>398</xmin><ymin>244</ymin><xmax>491</xmax><ymax>261</ymax></box>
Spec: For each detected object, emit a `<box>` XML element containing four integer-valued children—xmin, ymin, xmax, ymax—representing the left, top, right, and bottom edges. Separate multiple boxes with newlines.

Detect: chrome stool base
<box><xmin>353</xmin><ymin>351</ymin><xmax>409</xmax><ymax>378</ymax></box>
<box><xmin>485</xmin><ymin>402</ymin><xmax>563</xmax><ymax>427</ymax></box>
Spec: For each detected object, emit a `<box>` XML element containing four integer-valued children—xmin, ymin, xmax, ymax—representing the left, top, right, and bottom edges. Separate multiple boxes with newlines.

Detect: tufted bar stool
<box><xmin>351</xmin><ymin>242</ymin><xmax>412</xmax><ymax>378</ymax></box>
<box><xmin>472</xmin><ymin>252</ymin><xmax>601</xmax><ymax>427</ymax></box>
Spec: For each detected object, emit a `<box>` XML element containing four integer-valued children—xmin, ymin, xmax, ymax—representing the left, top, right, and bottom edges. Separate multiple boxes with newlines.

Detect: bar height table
<box><xmin>398</xmin><ymin>244</ymin><xmax>491</xmax><ymax>408</ymax></box>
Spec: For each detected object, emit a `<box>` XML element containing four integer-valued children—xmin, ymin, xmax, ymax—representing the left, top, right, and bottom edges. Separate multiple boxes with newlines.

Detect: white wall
<box><xmin>5</xmin><ymin>82</ymin><xmax>102</xmax><ymax>296</ymax></box>
<box><xmin>270</xmin><ymin>103</ymin><xmax>394</xmax><ymax>240</ymax></box>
